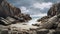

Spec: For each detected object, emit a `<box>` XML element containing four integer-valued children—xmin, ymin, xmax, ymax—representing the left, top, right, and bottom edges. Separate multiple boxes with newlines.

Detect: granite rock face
<box><xmin>0</xmin><ymin>0</ymin><xmax>21</xmax><ymax>18</ymax></box>
<box><xmin>0</xmin><ymin>0</ymin><xmax>32</xmax><ymax>25</ymax></box>
<box><xmin>36</xmin><ymin>3</ymin><xmax>60</xmax><ymax>34</ymax></box>
<box><xmin>37</xmin><ymin>3</ymin><xmax>60</xmax><ymax>28</ymax></box>
<box><xmin>47</xmin><ymin>3</ymin><xmax>60</xmax><ymax>17</ymax></box>
<box><xmin>0</xmin><ymin>0</ymin><xmax>60</xmax><ymax>34</ymax></box>
<box><xmin>37</xmin><ymin>3</ymin><xmax>60</xmax><ymax>22</ymax></box>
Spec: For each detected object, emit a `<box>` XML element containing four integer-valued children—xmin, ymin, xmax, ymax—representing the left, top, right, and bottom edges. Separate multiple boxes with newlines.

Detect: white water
<box><xmin>27</xmin><ymin>17</ymin><xmax>41</xmax><ymax>25</ymax></box>
<box><xmin>10</xmin><ymin>17</ymin><xmax>41</xmax><ymax>30</ymax></box>
<box><xmin>27</xmin><ymin>18</ymin><xmax>38</xmax><ymax>25</ymax></box>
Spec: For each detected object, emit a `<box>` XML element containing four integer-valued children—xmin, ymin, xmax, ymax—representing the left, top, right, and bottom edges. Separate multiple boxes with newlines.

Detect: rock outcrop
<box><xmin>47</xmin><ymin>3</ymin><xmax>60</xmax><ymax>17</ymax></box>
<box><xmin>37</xmin><ymin>3</ymin><xmax>60</xmax><ymax>29</ymax></box>
<box><xmin>0</xmin><ymin>0</ymin><xmax>21</xmax><ymax>18</ymax></box>
<box><xmin>37</xmin><ymin>16</ymin><xmax>50</xmax><ymax>22</ymax></box>
<box><xmin>36</xmin><ymin>3</ymin><xmax>60</xmax><ymax>34</ymax></box>
<box><xmin>37</xmin><ymin>3</ymin><xmax>60</xmax><ymax>22</ymax></box>
<box><xmin>0</xmin><ymin>0</ymin><xmax>32</xmax><ymax>25</ymax></box>
<box><xmin>0</xmin><ymin>0</ymin><xmax>60</xmax><ymax>34</ymax></box>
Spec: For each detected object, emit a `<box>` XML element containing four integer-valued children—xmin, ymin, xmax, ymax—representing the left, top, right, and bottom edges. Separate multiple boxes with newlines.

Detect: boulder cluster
<box><xmin>0</xmin><ymin>0</ymin><xmax>60</xmax><ymax>34</ymax></box>
<box><xmin>0</xmin><ymin>0</ymin><xmax>32</xmax><ymax>25</ymax></box>
<box><xmin>36</xmin><ymin>3</ymin><xmax>60</xmax><ymax>34</ymax></box>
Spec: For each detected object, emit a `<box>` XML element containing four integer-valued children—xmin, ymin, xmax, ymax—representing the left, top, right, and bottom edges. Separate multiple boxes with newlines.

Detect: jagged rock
<box><xmin>36</xmin><ymin>2</ymin><xmax>60</xmax><ymax>34</ymax></box>
<box><xmin>1</xmin><ymin>0</ymin><xmax>60</xmax><ymax>34</ymax></box>
<box><xmin>18</xmin><ymin>13</ymin><xmax>32</xmax><ymax>22</ymax></box>
<box><xmin>37</xmin><ymin>16</ymin><xmax>50</xmax><ymax>22</ymax></box>
<box><xmin>0</xmin><ymin>0</ymin><xmax>21</xmax><ymax>18</ymax></box>
<box><xmin>0</xmin><ymin>0</ymin><xmax>32</xmax><ymax>20</ymax></box>
<box><xmin>0</xmin><ymin>18</ymin><xmax>12</xmax><ymax>25</ymax></box>
<box><xmin>47</xmin><ymin>3</ymin><xmax>60</xmax><ymax>17</ymax></box>
<box><xmin>36</xmin><ymin>15</ymin><xmax>59</xmax><ymax>29</ymax></box>
<box><xmin>37</xmin><ymin>3</ymin><xmax>60</xmax><ymax>29</ymax></box>
<box><xmin>0</xmin><ymin>0</ymin><xmax>32</xmax><ymax>25</ymax></box>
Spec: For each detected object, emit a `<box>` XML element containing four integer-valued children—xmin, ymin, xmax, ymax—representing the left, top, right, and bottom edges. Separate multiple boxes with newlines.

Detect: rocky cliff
<box><xmin>0</xmin><ymin>0</ymin><xmax>60</xmax><ymax>34</ymax></box>
<box><xmin>32</xmin><ymin>3</ymin><xmax>60</xmax><ymax>34</ymax></box>
<box><xmin>0</xmin><ymin>0</ymin><xmax>21</xmax><ymax>18</ymax></box>
<box><xmin>37</xmin><ymin>3</ymin><xmax>60</xmax><ymax>22</ymax></box>
<box><xmin>36</xmin><ymin>3</ymin><xmax>60</xmax><ymax>33</ymax></box>
<box><xmin>0</xmin><ymin>0</ymin><xmax>32</xmax><ymax>25</ymax></box>
<box><xmin>47</xmin><ymin>3</ymin><xmax>60</xmax><ymax>17</ymax></box>
<box><xmin>37</xmin><ymin>3</ymin><xmax>60</xmax><ymax>28</ymax></box>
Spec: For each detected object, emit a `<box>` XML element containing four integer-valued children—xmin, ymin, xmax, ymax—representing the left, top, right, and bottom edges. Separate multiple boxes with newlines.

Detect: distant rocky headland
<box><xmin>0</xmin><ymin>0</ymin><xmax>60</xmax><ymax>34</ymax></box>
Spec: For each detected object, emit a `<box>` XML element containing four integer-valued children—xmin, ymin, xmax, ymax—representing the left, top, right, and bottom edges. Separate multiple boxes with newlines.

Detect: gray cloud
<box><xmin>8</xmin><ymin>0</ymin><xmax>60</xmax><ymax>17</ymax></box>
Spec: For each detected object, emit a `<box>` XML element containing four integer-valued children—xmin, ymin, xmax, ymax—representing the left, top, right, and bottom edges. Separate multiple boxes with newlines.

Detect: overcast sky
<box><xmin>8</xmin><ymin>0</ymin><xmax>60</xmax><ymax>17</ymax></box>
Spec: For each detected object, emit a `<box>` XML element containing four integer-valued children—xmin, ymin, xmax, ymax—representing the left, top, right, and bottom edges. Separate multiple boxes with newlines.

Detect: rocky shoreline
<box><xmin>0</xmin><ymin>0</ymin><xmax>60</xmax><ymax>34</ymax></box>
